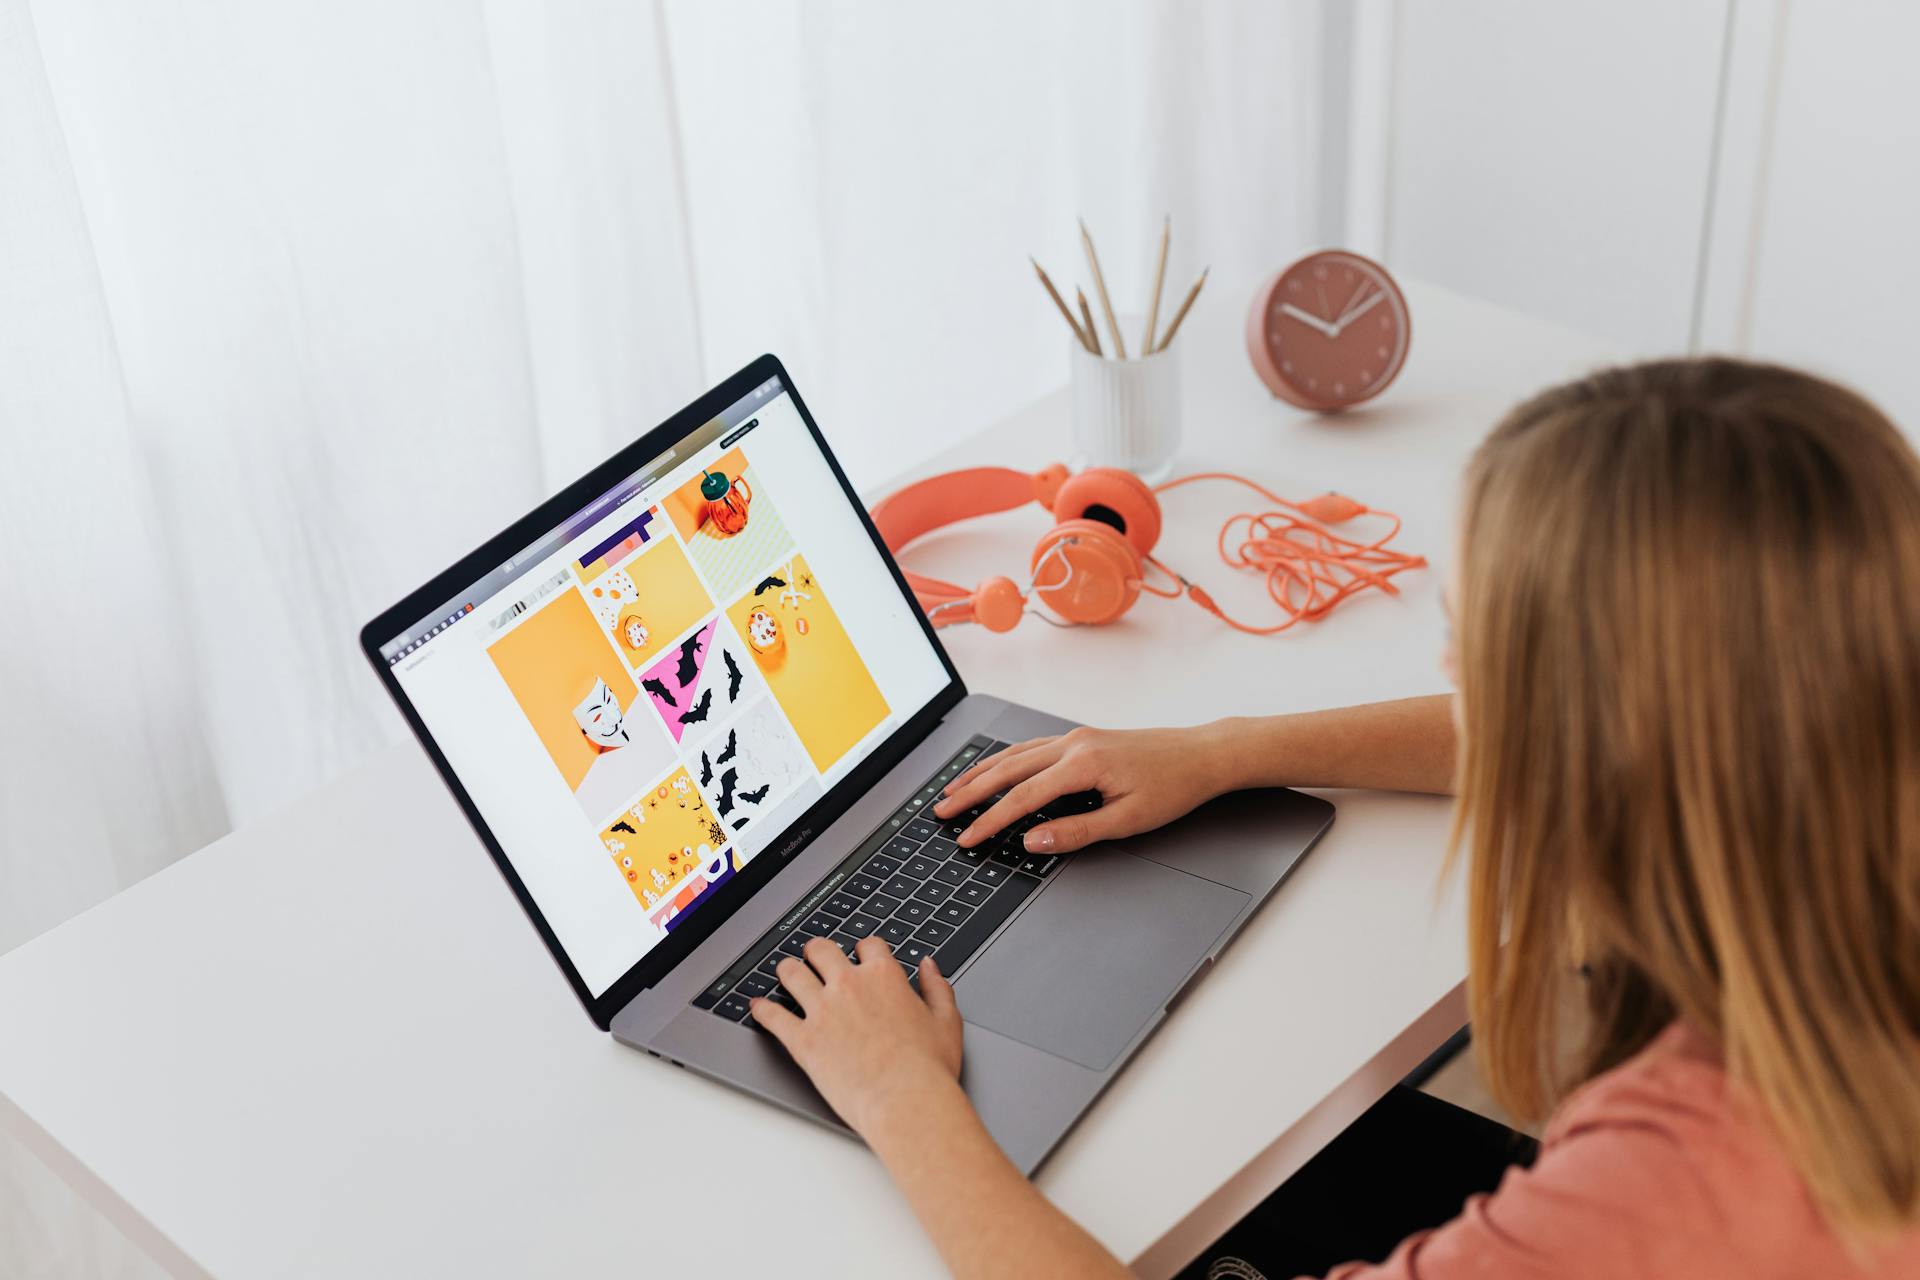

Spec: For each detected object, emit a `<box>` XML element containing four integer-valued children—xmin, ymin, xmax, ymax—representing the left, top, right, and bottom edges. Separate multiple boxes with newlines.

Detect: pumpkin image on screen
<box><xmin>615</xmin><ymin>608</ymin><xmax>651</xmax><ymax>654</ymax></box>
<box><xmin>744</xmin><ymin>607</ymin><xmax>783</xmax><ymax>659</ymax></box>
<box><xmin>700</xmin><ymin>470</ymin><xmax>753</xmax><ymax>537</ymax></box>
<box><xmin>666</xmin><ymin>449</ymin><xmax>795</xmax><ymax>604</ymax></box>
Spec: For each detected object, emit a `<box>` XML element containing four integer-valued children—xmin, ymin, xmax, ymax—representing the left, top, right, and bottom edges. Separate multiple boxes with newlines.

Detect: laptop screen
<box><xmin>375</xmin><ymin>374</ymin><xmax>950</xmax><ymax>996</ymax></box>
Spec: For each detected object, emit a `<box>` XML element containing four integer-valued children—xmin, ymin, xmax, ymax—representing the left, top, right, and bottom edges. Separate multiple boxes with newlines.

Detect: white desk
<box><xmin>0</xmin><ymin>279</ymin><xmax>1617</xmax><ymax>1278</ymax></box>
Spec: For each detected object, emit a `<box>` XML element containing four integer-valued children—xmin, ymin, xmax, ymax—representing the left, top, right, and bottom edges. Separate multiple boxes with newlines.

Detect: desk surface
<box><xmin>0</xmin><ymin>278</ymin><xmax>1617</xmax><ymax>1278</ymax></box>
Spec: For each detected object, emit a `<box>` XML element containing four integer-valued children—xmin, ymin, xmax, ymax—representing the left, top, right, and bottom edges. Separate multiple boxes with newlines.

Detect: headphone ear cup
<box><xmin>1050</xmin><ymin>468</ymin><xmax>1162</xmax><ymax>557</ymax></box>
<box><xmin>1031</xmin><ymin>520</ymin><xmax>1143</xmax><ymax>625</ymax></box>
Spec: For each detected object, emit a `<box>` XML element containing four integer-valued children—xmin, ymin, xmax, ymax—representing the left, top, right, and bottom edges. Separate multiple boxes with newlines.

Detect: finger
<box><xmin>943</xmin><ymin>736</ymin><xmax>1055</xmax><ymax>797</ymax></box>
<box><xmin>1021</xmin><ymin>798</ymin><xmax>1136</xmax><ymax>854</ymax></box>
<box><xmin>951</xmin><ymin>736</ymin><xmax>1053</xmax><ymax>787</ymax></box>
<box><xmin>748</xmin><ymin>996</ymin><xmax>805</xmax><ymax>1046</ymax></box>
<box><xmin>854</xmin><ymin>935</ymin><xmax>897</xmax><ymax>973</ymax></box>
<box><xmin>774</xmin><ymin>955</ymin><xmax>824</xmax><ymax>1009</ymax></box>
<box><xmin>936</xmin><ymin>752</ymin><xmax>1044</xmax><ymax>821</ymax></box>
<box><xmin>802</xmin><ymin>934</ymin><xmax>854</xmax><ymax>978</ymax></box>
<box><xmin>919</xmin><ymin>959</ymin><xmax>964</xmax><ymax>1072</ymax></box>
<box><xmin>934</xmin><ymin>741</ymin><xmax>1062</xmax><ymax>817</ymax></box>
<box><xmin>962</xmin><ymin>765</ymin><xmax>1085</xmax><ymax>847</ymax></box>
<box><xmin>958</xmin><ymin>762</ymin><xmax>1074</xmax><ymax>846</ymax></box>
<box><xmin>918</xmin><ymin>957</ymin><xmax>959</xmax><ymax>1024</ymax></box>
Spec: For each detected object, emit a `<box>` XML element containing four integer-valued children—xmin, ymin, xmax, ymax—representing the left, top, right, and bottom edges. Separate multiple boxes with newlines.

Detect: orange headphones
<box><xmin>870</xmin><ymin>463</ymin><xmax>1427</xmax><ymax>635</ymax></box>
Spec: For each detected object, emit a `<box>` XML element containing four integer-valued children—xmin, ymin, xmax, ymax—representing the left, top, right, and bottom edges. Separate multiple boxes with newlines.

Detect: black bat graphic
<box><xmin>699</xmin><ymin>751</ymin><xmax>713</xmax><ymax>788</ymax></box>
<box><xmin>723</xmin><ymin>649</ymin><xmax>743</xmax><ymax>702</ymax></box>
<box><xmin>752</xmin><ymin>574</ymin><xmax>787</xmax><ymax>597</ymax></box>
<box><xmin>731</xmin><ymin>817</ymin><xmax>750</xmax><ymax>831</ymax></box>
<box><xmin>714</xmin><ymin>766</ymin><xmax>740</xmax><ymax>817</ymax></box>
<box><xmin>740</xmin><ymin>783</ymin><xmax>770</xmax><ymax>806</ymax></box>
<box><xmin>609</xmin><ymin>820</ymin><xmax>636</xmax><ymax>835</ymax></box>
<box><xmin>675</xmin><ymin>631</ymin><xmax>704</xmax><ymax>687</ymax></box>
<box><xmin>715</xmin><ymin>729</ymin><xmax>738</xmax><ymax>765</ymax></box>
<box><xmin>677</xmin><ymin>687</ymin><xmax>713</xmax><ymax>726</ymax></box>
<box><xmin>641</xmin><ymin>676</ymin><xmax>677</xmax><ymax>709</ymax></box>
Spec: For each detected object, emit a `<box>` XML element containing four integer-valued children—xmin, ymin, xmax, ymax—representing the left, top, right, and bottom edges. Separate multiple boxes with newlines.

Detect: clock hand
<box><xmin>1335</xmin><ymin>276</ymin><xmax>1373</xmax><ymax>324</ymax></box>
<box><xmin>1279</xmin><ymin>302</ymin><xmax>1340</xmax><ymax>338</ymax></box>
<box><xmin>1331</xmin><ymin>289</ymin><xmax>1386</xmax><ymax>336</ymax></box>
<box><xmin>1332</xmin><ymin>281</ymin><xmax>1375</xmax><ymax>328</ymax></box>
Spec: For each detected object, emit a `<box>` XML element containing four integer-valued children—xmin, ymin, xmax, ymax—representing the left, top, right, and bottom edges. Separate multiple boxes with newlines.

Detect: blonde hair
<box><xmin>1453</xmin><ymin>358</ymin><xmax>1920</xmax><ymax>1234</ymax></box>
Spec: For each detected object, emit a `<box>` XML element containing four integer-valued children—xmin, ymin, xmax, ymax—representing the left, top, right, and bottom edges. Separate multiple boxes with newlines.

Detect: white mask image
<box><xmin>573</xmin><ymin>678</ymin><xmax>631</xmax><ymax>749</ymax></box>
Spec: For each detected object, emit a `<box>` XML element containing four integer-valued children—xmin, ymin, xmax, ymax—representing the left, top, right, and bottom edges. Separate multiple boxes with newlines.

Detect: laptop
<box><xmin>361</xmin><ymin>355</ymin><xmax>1332</xmax><ymax>1173</ymax></box>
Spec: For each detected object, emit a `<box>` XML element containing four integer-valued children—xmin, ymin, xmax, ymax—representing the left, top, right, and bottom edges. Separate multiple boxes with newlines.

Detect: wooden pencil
<box><xmin>1031</xmin><ymin>257</ymin><xmax>1093</xmax><ymax>352</ymax></box>
<box><xmin>1155</xmin><ymin>268</ymin><xmax>1208</xmax><ymax>353</ymax></box>
<box><xmin>1142</xmin><ymin>216</ymin><xmax>1170</xmax><ymax>353</ymax></box>
<box><xmin>1076</xmin><ymin>288</ymin><xmax>1103</xmax><ymax>357</ymax></box>
<box><xmin>1078</xmin><ymin>219</ymin><xmax>1127</xmax><ymax>359</ymax></box>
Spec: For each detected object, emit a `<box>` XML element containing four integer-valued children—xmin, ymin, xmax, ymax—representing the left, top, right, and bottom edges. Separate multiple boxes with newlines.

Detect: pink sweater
<box><xmin>1326</xmin><ymin>1023</ymin><xmax>1920</xmax><ymax>1279</ymax></box>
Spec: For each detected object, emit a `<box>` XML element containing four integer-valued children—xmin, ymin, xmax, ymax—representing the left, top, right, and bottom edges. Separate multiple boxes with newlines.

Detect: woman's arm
<box><xmin>751</xmin><ymin>696</ymin><xmax>1460</xmax><ymax>1277</ymax></box>
<box><xmin>866</xmin><ymin>1075</ymin><xmax>1130</xmax><ymax>1279</ymax></box>
<box><xmin>752</xmin><ymin>939</ymin><xmax>1131</xmax><ymax>1280</ymax></box>
<box><xmin>1214</xmin><ymin>695</ymin><xmax>1458</xmax><ymax>795</ymax></box>
<box><xmin>937</xmin><ymin>694</ymin><xmax>1457</xmax><ymax>854</ymax></box>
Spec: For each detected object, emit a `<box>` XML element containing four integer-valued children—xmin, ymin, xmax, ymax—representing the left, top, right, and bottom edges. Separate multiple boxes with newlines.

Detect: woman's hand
<box><xmin>933</xmin><ymin>723</ymin><xmax>1236</xmax><ymax>854</ymax></box>
<box><xmin>750</xmin><ymin>937</ymin><xmax>964</xmax><ymax>1138</ymax></box>
<box><xmin>754</xmin><ymin>938</ymin><xmax>1134</xmax><ymax>1280</ymax></box>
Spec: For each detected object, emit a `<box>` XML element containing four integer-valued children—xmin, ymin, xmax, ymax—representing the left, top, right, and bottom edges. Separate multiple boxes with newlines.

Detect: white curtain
<box><xmin>1</xmin><ymin>0</ymin><xmax>1324</xmax><ymax>1269</ymax></box>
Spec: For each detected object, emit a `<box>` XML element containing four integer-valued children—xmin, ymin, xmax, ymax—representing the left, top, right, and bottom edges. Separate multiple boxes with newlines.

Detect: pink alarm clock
<box><xmin>1247</xmin><ymin>250</ymin><xmax>1410</xmax><ymax>411</ymax></box>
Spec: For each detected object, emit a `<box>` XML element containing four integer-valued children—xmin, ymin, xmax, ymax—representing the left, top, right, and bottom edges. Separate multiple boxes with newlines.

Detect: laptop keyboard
<box><xmin>692</xmin><ymin>734</ymin><xmax>1101</xmax><ymax>1024</ymax></box>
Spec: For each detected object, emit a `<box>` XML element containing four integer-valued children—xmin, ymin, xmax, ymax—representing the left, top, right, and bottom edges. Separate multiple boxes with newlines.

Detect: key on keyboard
<box><xmin>690</xmin><ymin>736</ymin><xmax>1053</xmax><ymax>1020</ymax></box>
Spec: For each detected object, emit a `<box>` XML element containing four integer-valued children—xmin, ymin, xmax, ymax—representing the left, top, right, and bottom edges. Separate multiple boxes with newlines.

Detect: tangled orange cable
<box><xmin>1142</xmin><ymin>471</ymin><xmax>1427</xmax><ymax>635</ymax></box>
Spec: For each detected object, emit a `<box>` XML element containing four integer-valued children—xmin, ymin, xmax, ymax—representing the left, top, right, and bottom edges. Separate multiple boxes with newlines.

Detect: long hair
<box><xmin>1451</xmin><ymin>358</ymin><xmax>1920</xmax><ymax>1233</ymax></box>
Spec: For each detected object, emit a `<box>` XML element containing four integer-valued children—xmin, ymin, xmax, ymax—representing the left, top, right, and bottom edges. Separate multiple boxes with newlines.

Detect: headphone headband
<box><xmin>869</xmin><ymin>464</ymin><xmax>1068</xmax><ymax>553</ymax></box>
<box><xmin>871</xmin><ymin>464</ymin><xmax>1072</xmax><ymax>617</ymax></box>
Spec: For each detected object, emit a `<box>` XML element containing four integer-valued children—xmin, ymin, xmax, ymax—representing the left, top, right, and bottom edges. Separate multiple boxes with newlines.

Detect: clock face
<box><xmin>1246</xmin><ymin>251</ymin><xmax>1410</xmax><ymax>411</ymax></box>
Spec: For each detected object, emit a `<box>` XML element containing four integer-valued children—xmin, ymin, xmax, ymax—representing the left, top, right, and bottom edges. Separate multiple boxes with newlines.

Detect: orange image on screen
<box><xmin>664</xmin><ymin>445</ymin><xmax>796</xmax><ymax>605</ymax></box>
<box><xmin>665</xmin><ymin>445</ymin><xmax>748</xmax><ymax>543</ymax></box>
<box><xmin>725</xmin><ymin>554</ymin><xmax>889</xmax><ymax>772</ymax></box>
<box><xmin>600</xmin><ymin>766</ymin><xmax>730</xmax><ymax>914</ymax></box>
<box><xmin>582</xmin><ymin>535</ymin><xmax>713</xmax><ymax>673</ymax></box>
<box><xmin>486</xmin><ymin>588</ymin><xmax>647</xmax><ymax>794</ymax></box>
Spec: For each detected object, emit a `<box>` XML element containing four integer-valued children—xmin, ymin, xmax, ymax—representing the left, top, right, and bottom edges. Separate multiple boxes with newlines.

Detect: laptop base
<box><xmin>612</xmin><ymin>693</ymin><xmax>1334</xmax><ymax>1175</ymax></box>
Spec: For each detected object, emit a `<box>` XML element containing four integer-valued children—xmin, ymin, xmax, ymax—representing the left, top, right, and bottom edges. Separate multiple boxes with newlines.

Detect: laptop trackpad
<box><xmin>953</xmin><ymin>853</ymin><xmax>1248</xmax><ymax>1071</ymax></box>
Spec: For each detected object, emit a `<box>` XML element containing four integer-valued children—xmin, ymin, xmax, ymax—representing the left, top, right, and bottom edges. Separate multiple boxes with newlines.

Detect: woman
<box><xmin>749</xmin><ymin>359</ymin><xmax>1920</xmax><ymax>1278</ymax></box>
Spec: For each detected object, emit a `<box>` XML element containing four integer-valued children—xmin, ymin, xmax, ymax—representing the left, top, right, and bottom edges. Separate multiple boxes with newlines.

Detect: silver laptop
<box><xmin>362</xmin><ymin>356</ymin><xmax>1332</xmax><ymax>1173</ymax></box>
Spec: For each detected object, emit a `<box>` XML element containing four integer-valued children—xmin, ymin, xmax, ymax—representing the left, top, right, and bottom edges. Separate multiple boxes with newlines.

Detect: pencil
<box><xmin>1155</xmin><ymin>268</ymin><xmax>1208</xmax><ymax>353</ymax></box>
<box><xmin>1078</xmin><ymin>219</ymin><xmax>1127</xmax><ymax>359</ymax></box>
<box><xmin>1031</xmin><ymin>257</ymin><xmax>1093</xmax><ymax>352</ymax></box>
<box><xmin>1142</xmin><ymin>216</ymin><xmax>1170</xmax><ymax>353</ymax></box>
<box><xmin>1076</xmin><ymin>288</ymin><xmax>1103</xmax><ymax>357</ymax></box>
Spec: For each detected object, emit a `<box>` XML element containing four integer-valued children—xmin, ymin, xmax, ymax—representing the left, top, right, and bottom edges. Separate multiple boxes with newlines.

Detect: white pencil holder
<box><xmin>1068</xmin><ymin>336</ymin><xmax>1181</xmax><ymax>481</ymax></box>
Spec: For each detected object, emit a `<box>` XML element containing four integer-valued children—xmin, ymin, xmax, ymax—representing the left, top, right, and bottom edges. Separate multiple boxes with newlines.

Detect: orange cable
<box><xmin>1149</xmin><ymin>470</ymin><xmax>1427</xmax><ymax>635</ymax></box>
